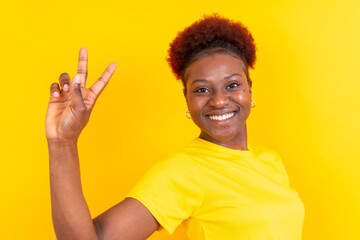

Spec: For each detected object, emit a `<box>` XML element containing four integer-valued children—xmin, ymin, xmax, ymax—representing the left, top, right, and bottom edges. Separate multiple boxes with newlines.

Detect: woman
<box><xmin>46</xmin><ymin>14</ymin><xmax>305</xmax><ymax>240</ymax></box>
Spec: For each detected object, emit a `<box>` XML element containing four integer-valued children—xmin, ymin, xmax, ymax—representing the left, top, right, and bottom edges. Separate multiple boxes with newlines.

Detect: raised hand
<box><xmin>45</xmin><ymin>48</ymin><xmax>116</xmax><ymax>142</ymax></box>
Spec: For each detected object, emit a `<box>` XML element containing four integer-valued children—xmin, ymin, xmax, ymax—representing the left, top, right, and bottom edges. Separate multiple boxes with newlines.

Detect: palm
<box><xmin>46</xmin><ymin>88</ymin><xmax>93</xmax><ymax>139</ymax></box>
<box><xmin>45</xmin><ymin>48</ymin><xmax>116</xmax><ymax>141</ymax></box>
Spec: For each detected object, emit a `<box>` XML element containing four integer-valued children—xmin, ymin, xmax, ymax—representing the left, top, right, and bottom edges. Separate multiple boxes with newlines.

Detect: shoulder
<box><xmin>251</xmin><ymin>145</ymin><xmax>290</xmax><ymax>178</ymax></box>
<box><xmin>251</xmin><ymin>145</ymin><xmax>287</xmax><ymax>171</ymax></box>
<box><xmin>127</xmin><ymin>151</ymin><xmax>202</xmax><ymax>196</ymax></box>
<box><xmin>149</xmin><ymin>151</ymin><xmax>199</xmax><ymax>179</ymax></box>
<box><xmin>158</xmin><ymin>151</ymin><xmax>193</xmax><ymax>166</ymax></box>
<box><xmin>127</xmin><ymin>151</ymin><xmax>200</xmax><ymax>189</ymax></box>
<box><xmin>251</xmin><ymin>145</ymin><xmax>283</xmax><ymax>161</ymax></box>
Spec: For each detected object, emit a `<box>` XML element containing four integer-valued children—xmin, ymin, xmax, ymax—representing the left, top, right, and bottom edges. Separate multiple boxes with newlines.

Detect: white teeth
<box><xmin>208</xmin><ymin>112</ymin><xmax>235</xmax><ymax>121</ymax></box>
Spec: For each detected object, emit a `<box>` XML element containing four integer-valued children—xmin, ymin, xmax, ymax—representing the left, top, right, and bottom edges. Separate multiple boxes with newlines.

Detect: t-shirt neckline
<box><xmin>192</xmin><ymin>137</ymin><xmax>254</xmax><ymax>156</ymax></box>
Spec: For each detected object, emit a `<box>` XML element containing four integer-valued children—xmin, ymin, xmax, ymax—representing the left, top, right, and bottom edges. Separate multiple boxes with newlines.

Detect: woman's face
<box><xmin>184</xmin><ymin>53</ymin><xmax>252</xmax><ymax>148</ymax></box>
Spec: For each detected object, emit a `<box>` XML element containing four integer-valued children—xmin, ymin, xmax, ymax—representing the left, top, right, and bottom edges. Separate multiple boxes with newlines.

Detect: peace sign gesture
<box><xmin>45</xmin><ymin>48</ymin><xmax>117</xmax><ymax>142</ymax></box>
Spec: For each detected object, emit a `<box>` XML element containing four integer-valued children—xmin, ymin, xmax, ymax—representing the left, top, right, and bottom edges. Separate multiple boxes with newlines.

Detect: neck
<box><xmin>199</xmin><ymin>124</ymin><xmax>248</xmax><ymax>150</ymax></box>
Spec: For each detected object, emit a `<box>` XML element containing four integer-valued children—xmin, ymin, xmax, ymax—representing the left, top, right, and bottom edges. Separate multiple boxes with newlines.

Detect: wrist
<box><xmin>47</xmin><ymin>138</ymin><xmax>79</xmax><ymax>163</ymax></box>
<box><xmin>47</xmin><ymin>137</ymin><xmax>78</xmax><ymax>147</ymax></box>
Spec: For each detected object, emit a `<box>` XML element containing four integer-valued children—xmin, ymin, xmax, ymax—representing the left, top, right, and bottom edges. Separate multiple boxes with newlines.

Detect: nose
<box><xmin>209</xmin><ymin>90</ymin><xmax>229</xmax><ymax>108</ymax></box>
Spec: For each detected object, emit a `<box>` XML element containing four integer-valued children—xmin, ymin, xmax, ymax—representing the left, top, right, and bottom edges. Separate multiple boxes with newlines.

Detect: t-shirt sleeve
<box><xmin>125</xmin><ymin>152</ymin><xmax>203</xmax><ymax>234</ymax></box>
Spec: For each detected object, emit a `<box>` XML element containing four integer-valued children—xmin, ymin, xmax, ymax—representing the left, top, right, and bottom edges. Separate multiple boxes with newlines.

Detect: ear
<box><xmin>183</xmin><ymin>87</ymin><xmax>189</xmax><ymax>106</ymax></box>
<box><xmin>248</xmin><ymin>78</ymin><xmax>253</xmax><ymax>96</ymax></box>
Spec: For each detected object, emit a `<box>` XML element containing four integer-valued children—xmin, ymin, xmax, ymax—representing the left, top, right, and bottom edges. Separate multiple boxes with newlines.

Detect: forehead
<box><xmin>185</xmin><ymin>53</ymin><xmax>247</xmax><ymax>82</ymax></box>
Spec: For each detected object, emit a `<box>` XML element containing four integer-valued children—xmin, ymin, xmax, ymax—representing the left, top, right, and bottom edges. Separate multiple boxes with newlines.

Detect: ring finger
<box><xmin>59</xmin><ymin>72</ymin><xmax>71</xmax><ymax>92</ymax></box>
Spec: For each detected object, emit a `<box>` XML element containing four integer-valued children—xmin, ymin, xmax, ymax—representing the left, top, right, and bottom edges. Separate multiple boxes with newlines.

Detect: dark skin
<box><xmin>46</xmin><ymin>48</ymin><xmax>158</xmax><ymax>240</ymax></box>
<box><xmin>184</xmin><ymin>53</ymin><xmax>252</xmax><ymax>150</ymax></box>
<box><xmin>45</xmin><ymin>48</ymin><xmax>252</xmax><ymax>239</ymax></box>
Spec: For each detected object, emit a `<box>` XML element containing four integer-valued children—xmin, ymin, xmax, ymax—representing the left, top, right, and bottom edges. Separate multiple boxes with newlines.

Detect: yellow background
<box><xmin>1</xmin><ymin>0</ymin><xmax>359</xmax><ymax>239</ymax></box>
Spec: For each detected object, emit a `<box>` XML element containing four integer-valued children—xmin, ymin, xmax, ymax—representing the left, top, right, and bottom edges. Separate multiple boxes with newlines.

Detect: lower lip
<box><xmin>206</xmin><ymin>111</ymin><xmax>237</xmax><ymax>122</ymax></box>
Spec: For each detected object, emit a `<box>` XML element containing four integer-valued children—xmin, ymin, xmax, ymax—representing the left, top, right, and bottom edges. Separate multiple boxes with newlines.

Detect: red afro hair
<box><xmin>167</xmin><ymin>14</ymin><xmax>256</xmax><ymax>85</ymax></box>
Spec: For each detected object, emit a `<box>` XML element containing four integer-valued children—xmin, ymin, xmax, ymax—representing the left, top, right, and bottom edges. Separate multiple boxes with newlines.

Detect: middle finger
<box><xmin>77</xmin><ymin>47</ymin><xmax>88</xmax><ymax>88</ymax></box>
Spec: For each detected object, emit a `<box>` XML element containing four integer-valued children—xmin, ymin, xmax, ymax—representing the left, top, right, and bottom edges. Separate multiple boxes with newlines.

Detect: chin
<box><xmin>201</xmin><ymin>129</ymin><xmax>243</xmax><ymax>143</ymax></box>
<box><xmin>199</xmin><ymin>120</ymin><xmax>248</xmax><ymax>143</ymax></box>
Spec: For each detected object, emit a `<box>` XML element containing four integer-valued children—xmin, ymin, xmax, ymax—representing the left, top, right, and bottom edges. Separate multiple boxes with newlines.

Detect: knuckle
<box><xmin>59</xmin><ymin>73</ymin><xmax>71</xmax><ymax>84</ymax></box>
<box><xmin>60</xmin><ymin>72</ymin><xmax>69</xmax><ymax>78</ymax></box>
<box><xmin>50</xmin><ymin>83</ymin><xmax>59</xmax><ymax>90</ymax></box>
<box><xmin>98</xmin><ymin>77</ymin><xmax>106</xmax><ymax>84</ymax></box>
<box><xmin>78</xmin><ymin>56</ymin><xmax>88</xmax><ymax>61</ymax></box>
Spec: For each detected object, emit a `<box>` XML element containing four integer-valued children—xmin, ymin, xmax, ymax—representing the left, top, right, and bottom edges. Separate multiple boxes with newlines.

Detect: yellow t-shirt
<box><xmin>126</xmin><ymin>138</ymin><xmax>305</xmax><ymax>239</ymax></box>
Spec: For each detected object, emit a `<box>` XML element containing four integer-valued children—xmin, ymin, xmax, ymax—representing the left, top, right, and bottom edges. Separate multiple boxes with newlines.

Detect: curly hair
<box><xmin>167</xmin><ymin>14</ymin><xmax>256</xmax><ymax>86</ymax></box>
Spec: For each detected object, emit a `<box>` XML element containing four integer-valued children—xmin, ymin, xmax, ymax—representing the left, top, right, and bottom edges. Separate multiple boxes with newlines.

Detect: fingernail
<box><xmin>63</xmin><ymin>84</ymin><xmax>69</xmax><ymax>91</ymax></box>
<box><xmin>53</xmin><ymin>91</ymin><xmax>59</xmax><ymax>97</ymax></box>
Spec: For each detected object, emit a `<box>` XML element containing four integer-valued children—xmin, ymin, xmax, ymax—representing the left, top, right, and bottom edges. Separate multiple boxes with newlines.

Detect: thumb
<box><xmin>70</xmin><ymin>74</ymin><xmax>86</xmax><ymax>111</ymax></box>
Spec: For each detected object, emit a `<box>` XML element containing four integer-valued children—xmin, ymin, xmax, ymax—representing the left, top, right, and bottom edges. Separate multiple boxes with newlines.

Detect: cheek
<box><xmin>187</xmin><ymin>98</ymin><xmax>210</xmax><ymax>127</ymax></box>
<box><xmin>235</xmin><ymin>90</ymin><xmax>251</xmax><ymax>106</ymax></box>
<box><xmin>187</xmin><ymin>96</ymin><xmax>203</xmax><ymax>114</ymax></box>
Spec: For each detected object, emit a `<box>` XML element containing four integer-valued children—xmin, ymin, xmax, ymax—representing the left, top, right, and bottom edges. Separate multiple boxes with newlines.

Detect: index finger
<box><xmin>77</xmin><ymin>47</ymin><xmax>88</xmax><ymax>88</ymax></box>
<box><xmin>89</xmin><ymin>63</ymin><xmax>117</xmax><ymax>98</ymax></box>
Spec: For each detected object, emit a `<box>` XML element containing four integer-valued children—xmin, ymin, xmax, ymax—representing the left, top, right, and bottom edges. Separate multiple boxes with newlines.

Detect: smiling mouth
<box><xmin>206</xmin><ymin>111</ymin><xmax>237</xmax><ymax>121</ymax></box>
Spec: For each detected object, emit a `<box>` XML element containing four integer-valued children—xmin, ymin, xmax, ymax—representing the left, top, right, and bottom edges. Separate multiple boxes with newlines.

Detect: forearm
<box><xmin>48</xmin><ymin>140</ymin><xmax>98</xmax><ymax>240</ymax></box>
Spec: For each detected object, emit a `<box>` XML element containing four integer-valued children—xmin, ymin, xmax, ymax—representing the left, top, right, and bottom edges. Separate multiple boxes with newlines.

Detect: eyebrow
<box><xmin>224</xmin><ymin>73</ymin><xmax>242</xmax><ymax>79</ymax></box>
<box><xmin>190</xmin><ymin>73</ymin><xmax>243</xmax><ymax>86</ymax></box>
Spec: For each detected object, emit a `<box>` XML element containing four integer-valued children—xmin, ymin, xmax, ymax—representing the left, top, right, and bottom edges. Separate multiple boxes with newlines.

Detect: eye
<box><xmin>195</xmin><ymin>87</ymin><xmax>210</xmax><ymax>93</ymax></box>
<box><xmin>227</xmin><ymin>82</ymin><xmax>240</xmax><ymax>89</ymax></box>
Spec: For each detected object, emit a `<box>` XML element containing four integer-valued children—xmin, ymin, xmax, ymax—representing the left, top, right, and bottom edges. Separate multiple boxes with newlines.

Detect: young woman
<box><xmin>46</xmin><ymin>14</ymin><xmax>305</xmax><ymax>240</ymax></box>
